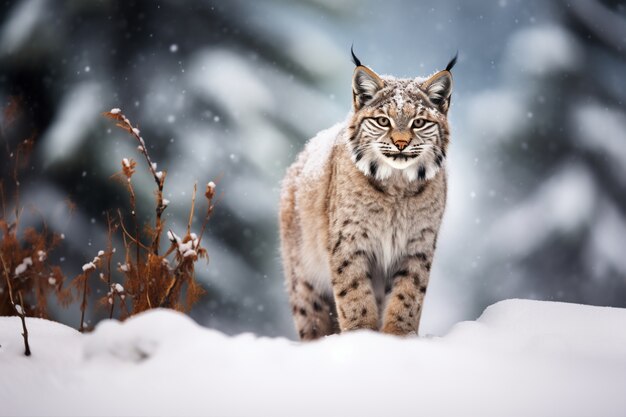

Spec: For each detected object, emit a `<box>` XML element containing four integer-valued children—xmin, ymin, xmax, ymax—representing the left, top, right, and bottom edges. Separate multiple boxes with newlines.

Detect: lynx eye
<box><xmin>412</xmin><ymin>118</ymin><xmax>427</xmax><ymax>129</ymax></box>
<box><xmin>375</xmin><ymin>116</ymin><xmax>390</xmax><ymax>127</ymax></box>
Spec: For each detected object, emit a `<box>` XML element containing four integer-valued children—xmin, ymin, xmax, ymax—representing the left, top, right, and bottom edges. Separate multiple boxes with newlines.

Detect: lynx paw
<box><xmin>381</xmin><ymin>322</ymin><xmax>418</xmax><ymax>337</ymax></box>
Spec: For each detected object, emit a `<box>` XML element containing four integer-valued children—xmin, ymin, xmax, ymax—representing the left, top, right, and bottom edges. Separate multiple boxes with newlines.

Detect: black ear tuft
<box><xmin>445</xmin><ymin>51</ymin><xmax>458</xmax><ymax>72</ymax></box>
<box><xmin>351</xmin><ymin>44</ymin><xmax>362</xmax><ymax>67</ymax></box>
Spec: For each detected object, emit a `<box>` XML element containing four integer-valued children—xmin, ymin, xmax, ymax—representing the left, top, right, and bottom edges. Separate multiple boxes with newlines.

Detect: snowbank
<box><xmin>1</xmin><ymin>299</ymin><xmax>625</xmax><ymax>417</ymax></box>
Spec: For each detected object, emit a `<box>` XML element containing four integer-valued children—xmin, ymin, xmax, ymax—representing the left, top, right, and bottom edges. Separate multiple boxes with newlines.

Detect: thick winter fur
<box><xmin>280</xmin><ymin>54</ymin><xmax>454</xmax><ymax>340</ymax></box>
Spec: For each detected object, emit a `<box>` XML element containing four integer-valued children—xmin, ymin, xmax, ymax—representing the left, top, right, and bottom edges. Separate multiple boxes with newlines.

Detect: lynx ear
<box><xmin>422</xmin><ymin>70</ymin><xmax>453</xmax><ymax>113</ymax></box>
<box><xmin>352</xmin><ymin>66</ymin><xmax>384</xmax><ymax>110</ymax></box>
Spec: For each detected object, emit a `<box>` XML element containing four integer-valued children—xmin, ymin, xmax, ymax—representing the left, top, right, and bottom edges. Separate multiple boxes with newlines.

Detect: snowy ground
<box><xmin>1</xmin><ymin>299</ymin><xmax>625</xmax><ymax>417</ymax></box>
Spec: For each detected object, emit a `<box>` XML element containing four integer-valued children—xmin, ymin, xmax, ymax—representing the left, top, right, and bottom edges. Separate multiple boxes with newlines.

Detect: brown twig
<box><xmin>196</xmin><ymin>181</ymin><xmax>216</xmax><ymax>249</ymax></box>
<box><xmin>160</xmin><ymin>265</ymin><xmax>183</xmax><ymax>309</ymax></box>
<box><xmin>116</xmin><ymin>209</ymin><xmax>150</xmax><ymax>251</ymax></box>
<box><xmin>78</xmin><ymin>273</ymin><xmax>88</xmax><ymax>332</ymax></box>
<box><xmin>187</xmin><ymin>183</ymin><xmax>197</xmax><ymax>236</ymax></box>
<box><xmin>105</xmin><ymin>110</ymin><xmax>167</xmax><ymax>255</ymax></box>
<box><xmin>1</xmin><ymin>253</ymin><xmax>31</xmax><ymax>356</ymax></box>
<box><xmin>17</xmin><ymin>291</ymin><xmax>31</xmax><ymax>356</ymax></box>
<box><xmin>127</xmin><ymin>174</ymin><xmax>140</xmax><ymax>270</ymax></box>
<box><xmin>160</xmin><ymin>184</ymin><xmax>199</xmax><ymax>309</ymax></box>
<box><xmin>105</xmin><ymin>213</ymin><xmax>115</xmax><ymax>319</ymax></box>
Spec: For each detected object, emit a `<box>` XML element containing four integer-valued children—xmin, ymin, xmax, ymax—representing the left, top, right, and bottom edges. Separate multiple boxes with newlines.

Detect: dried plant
<box><xmin>0</xmin><ymin>134</ymin><xmax>72</xmax><ymax>319</ymax></box>
<box><xmin>102</xmin><ymin>108</ymin><xmax>214</xmax><ymax>315</ymax></box>
<box><xmin>1</xmin><ymin>103</ymin><xmax>215</xmax><ymax>342</ymax></box>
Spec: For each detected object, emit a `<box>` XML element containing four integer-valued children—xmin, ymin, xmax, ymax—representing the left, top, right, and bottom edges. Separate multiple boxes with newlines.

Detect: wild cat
<box><xmin>280</xmin><ymin>49</ymin><xmax>456</xmax><ymax>340</ymax></box>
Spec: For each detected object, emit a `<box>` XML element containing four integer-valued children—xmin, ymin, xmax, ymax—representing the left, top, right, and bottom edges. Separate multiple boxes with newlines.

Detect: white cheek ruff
<box><xmin>354</xmin><ymin>156</ymin><xmax>392</xmax><ymax>181</ymax></box>
<box><xmin>351</xmin><ymin>143</ymin><xmax>445</xmax><ymax>182</ymax></box>
<box><xmin>383</xmin><ymin>156</ymin><xmax>419</xmax><ymax>170</ymax></box>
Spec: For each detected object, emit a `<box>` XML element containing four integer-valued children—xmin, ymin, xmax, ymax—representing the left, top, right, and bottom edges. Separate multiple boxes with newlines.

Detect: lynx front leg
<box><xmin>382</xmin><ymin>250</ymin><xmax>433</xmax><ymax>336</ymax></box>
<box><xmin>329</xmin><ymin>230</ymin><xmax>378</xmax><ymax>332</ymax></box>
<box><xmin>288</xmin><ymin>277</ymin><xmax>339</xmax><ymax>341</ymax></box>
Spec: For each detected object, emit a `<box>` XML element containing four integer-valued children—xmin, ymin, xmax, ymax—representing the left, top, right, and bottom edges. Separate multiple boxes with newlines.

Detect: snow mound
<box><xmin>1</xmin><ymin>299</ymin><xmax>625</xmax><ymax>417</ymax></box>
<box><xmin>300</xmin><ymin>121</ymin><xmax>345</xmax><ymax>179</ymax></box>
<box><xmin>448</xmin><ymin>299</ymin><xmax>626</xmax><ymax>360</ymax></box>
<box><xmin>83</xmin><ymin>308</ymin><xmax>201</xmax><ymax>362</ymax></box>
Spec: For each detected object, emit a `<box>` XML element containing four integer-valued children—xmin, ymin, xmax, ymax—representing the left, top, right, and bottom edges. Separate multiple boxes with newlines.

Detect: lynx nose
<box><xmin>394</xmin><ymin>140</ymin><xmax>409</xmax><ymax>151</ymax></box>
<box><xmin>391</xmin><ymin>131</ymin><xmax>412</xmax><ymax>151</ymax></box>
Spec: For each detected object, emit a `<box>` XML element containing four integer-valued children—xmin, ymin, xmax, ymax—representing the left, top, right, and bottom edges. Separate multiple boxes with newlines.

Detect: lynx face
<box><xmin>347</xmin><ymin>65</ymin><xmax>453</xmax><ymax>182</ymax></box>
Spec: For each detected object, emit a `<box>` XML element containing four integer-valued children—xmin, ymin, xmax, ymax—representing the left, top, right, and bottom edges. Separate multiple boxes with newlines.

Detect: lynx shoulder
<box><xmin>280</xmin><ymin>50</ymin><xmax>456</xmax><ymax>340</ymax></box>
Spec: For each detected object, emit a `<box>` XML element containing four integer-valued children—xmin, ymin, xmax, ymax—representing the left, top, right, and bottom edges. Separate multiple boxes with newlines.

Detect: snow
<box><xmin>81</xmin><ymin>262</ymin><xmax>96</xmax><ymax>272</ymax></box>
<box><xmin>300</xmin><ymin>121</ymin><xmax>344</xmax><ymax>179</ymax></box>
<box><xmin>393</xmin><ymin>90</ymin><xmax>404</xmax><ymax>109</ymax></box>
<box><xmin>167</xmin><ymin>230</ymin><xmax>199</xmax><ymax>257</ymax></box>
<box><xmin>109</xmin><ymin>108</ymin><xmax>121</xmax><ymax>115</ymax></box>
<box><xmin>1</xmin><ymin>299</ymin><xmax>625</xmax><ymax>417</ymax></box>
<box><xmin>177</xmin><ymin>240</ymin><xmax>193</xmax><ymax>254</ymax></box>
<box><xmin>14</xmin><ymin>257</ymin><xmax>32</xmax><ymax>276</ymax></box>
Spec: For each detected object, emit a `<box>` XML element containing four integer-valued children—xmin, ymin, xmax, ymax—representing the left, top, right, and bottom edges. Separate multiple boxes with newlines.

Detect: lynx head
<box><xmin>346</xmin><ymin>48</ymin><xmax>456</xmax><ymax>182</ymax></box>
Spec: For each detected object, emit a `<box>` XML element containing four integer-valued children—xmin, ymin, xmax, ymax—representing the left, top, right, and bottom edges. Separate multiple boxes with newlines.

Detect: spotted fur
<box><xmin>280</xmin><ymin>52</ymin><xmax>454</xmax><ymax>340</ymax></box>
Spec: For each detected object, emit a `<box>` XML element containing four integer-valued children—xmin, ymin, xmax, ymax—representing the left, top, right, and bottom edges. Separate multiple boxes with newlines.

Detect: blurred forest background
<box><xmin>1</xmin><ymin>0</ymin><xmax>625</xmax><ymax>338</ymax></box>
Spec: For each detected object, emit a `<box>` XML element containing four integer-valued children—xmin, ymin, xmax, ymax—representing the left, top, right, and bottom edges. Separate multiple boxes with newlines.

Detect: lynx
<box><xmin>280</xmin><ymin>49</ymin><xmax>456</xmax><ymax>340</ymax></box>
